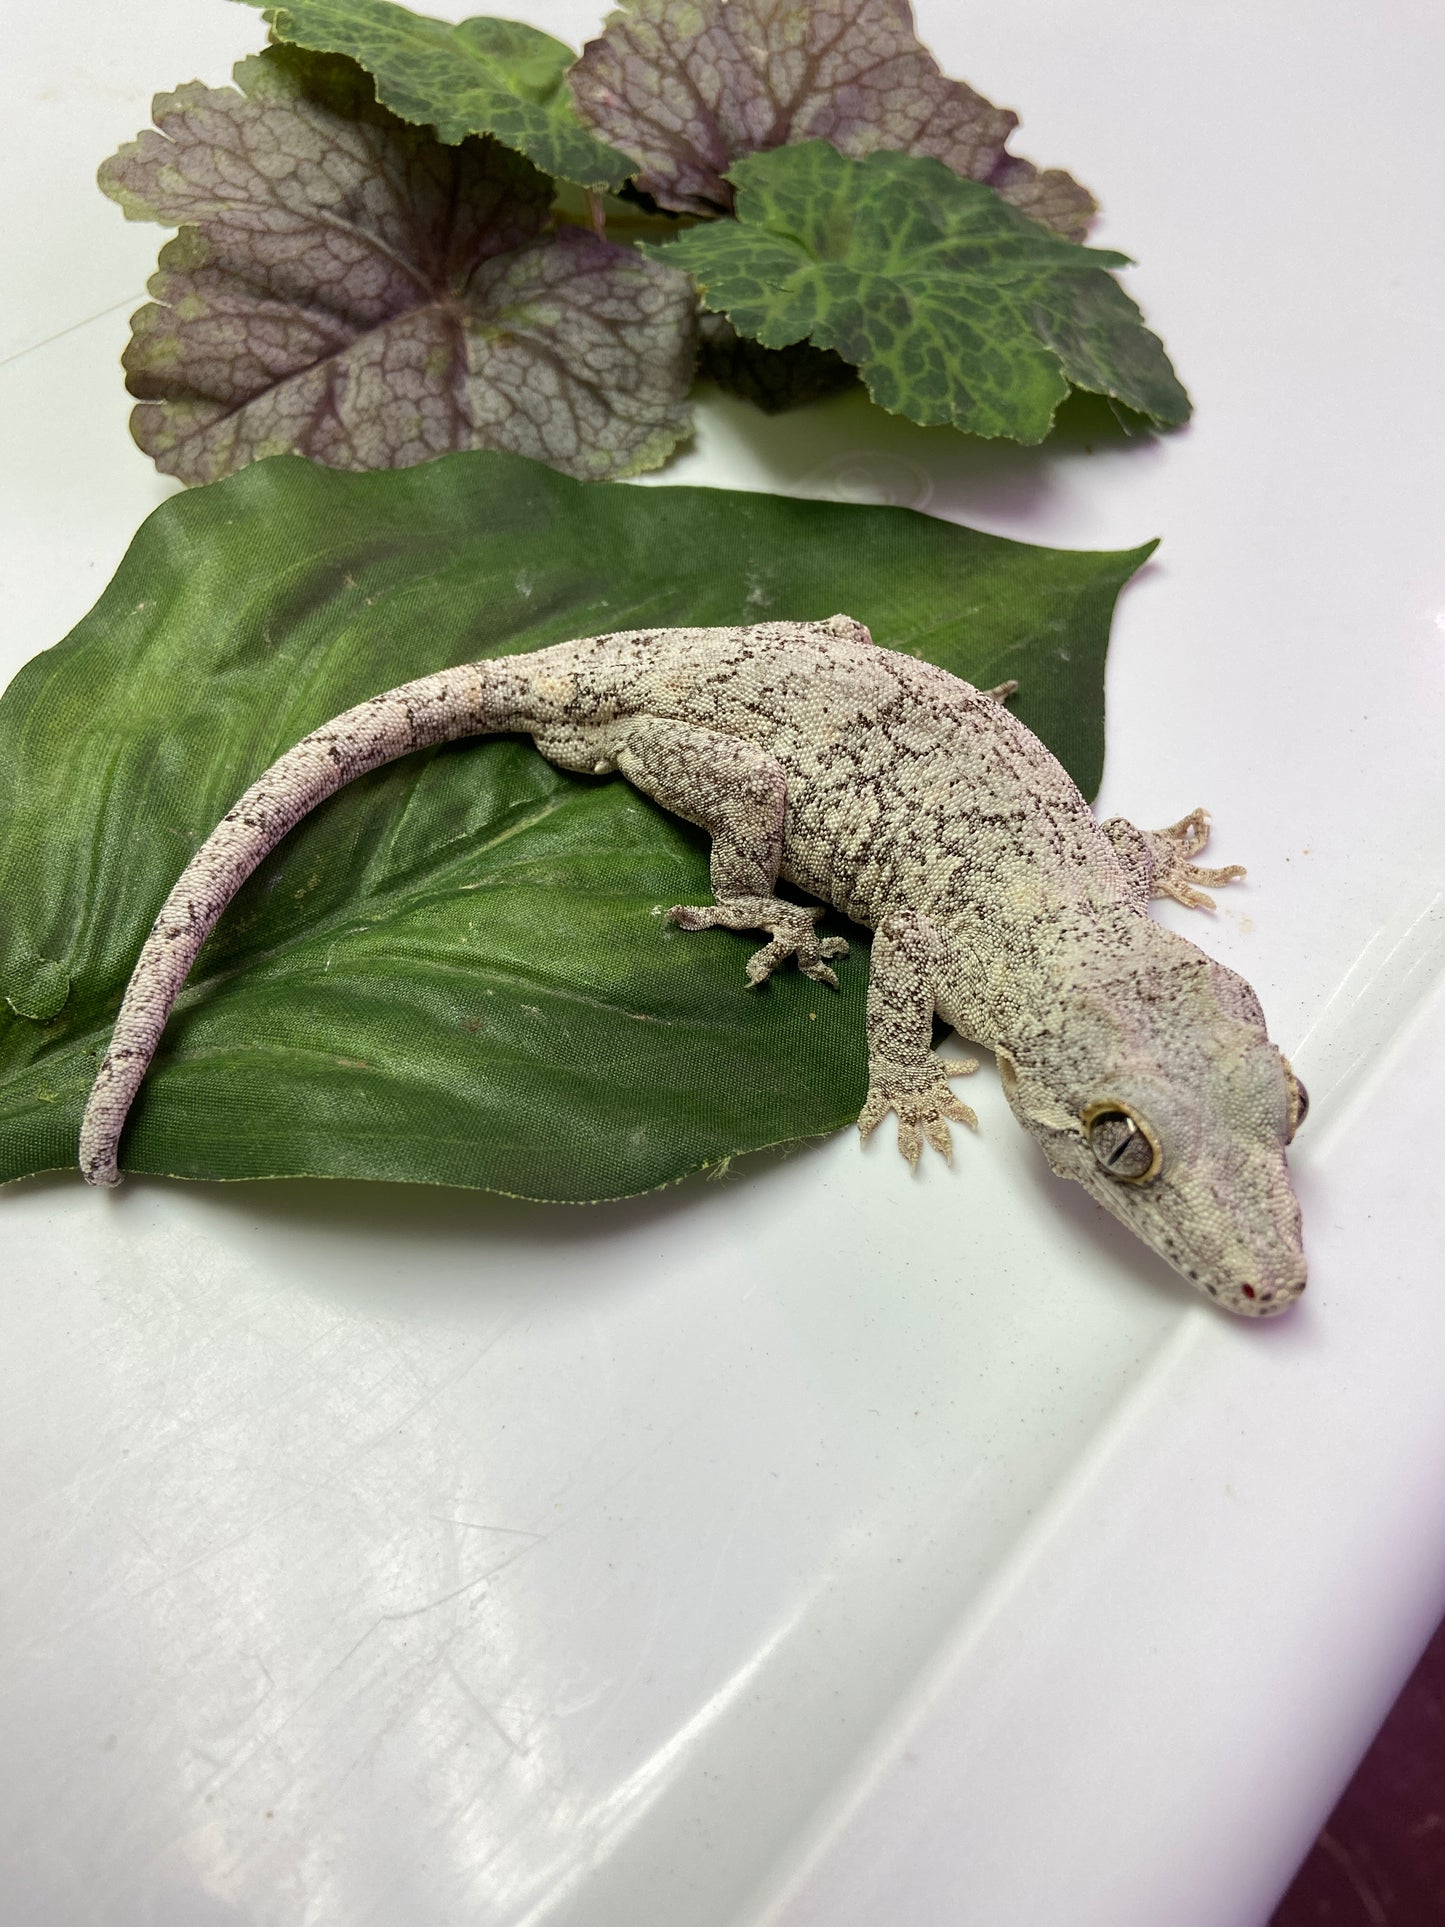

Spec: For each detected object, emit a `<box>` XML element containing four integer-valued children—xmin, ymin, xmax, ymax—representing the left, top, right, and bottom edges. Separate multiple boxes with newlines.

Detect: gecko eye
<box><xmin>1283</xmin><ymin>1061</ymin><xmax>1309</xmax><ymax>1143</ymax></box>
<box><xmin>1083</xmin><ymin>1103</ymin><xmax>1162</xmax><ymax>1184</ymax></box>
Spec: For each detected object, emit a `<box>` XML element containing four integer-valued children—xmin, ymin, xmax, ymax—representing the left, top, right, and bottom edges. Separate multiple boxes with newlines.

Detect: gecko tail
<box><xmin>78</xmin><ymin>658</ymin><xmax>504</xmax><ymax>1187</ymax></box>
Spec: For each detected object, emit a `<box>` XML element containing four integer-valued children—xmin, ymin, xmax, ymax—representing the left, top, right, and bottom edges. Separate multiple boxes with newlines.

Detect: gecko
<box><xmin>78</xmin><ymin>617</ymin><xmax>1308</xmax><ymax>1316</ymax></box>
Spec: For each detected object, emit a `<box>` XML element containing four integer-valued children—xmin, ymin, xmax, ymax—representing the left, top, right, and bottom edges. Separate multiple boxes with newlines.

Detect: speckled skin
<box><xmin>80</xmin><ymin>617</ymin><xmax>1307</xmax><ymax>1316</ymax></box>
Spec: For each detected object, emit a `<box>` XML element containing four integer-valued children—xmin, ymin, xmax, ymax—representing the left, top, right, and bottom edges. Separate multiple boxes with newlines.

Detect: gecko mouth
<box><xmin>1099</xmin><ymin>1191</ymin><xmax>1307</xmax><ymax>1317</ymax></box>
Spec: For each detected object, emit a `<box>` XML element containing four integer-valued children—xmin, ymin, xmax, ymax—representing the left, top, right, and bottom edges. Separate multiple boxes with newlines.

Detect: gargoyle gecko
<box><xmin>79</xmin><ymin>617</ymin><xmax>1308</xmax><ymax>1315</ymax></box>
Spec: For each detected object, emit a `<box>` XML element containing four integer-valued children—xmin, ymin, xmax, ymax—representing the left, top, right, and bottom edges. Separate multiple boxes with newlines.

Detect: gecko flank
<box><xmin>79</xmin><ymin>618</ymin><xmax>1307</xmax><ymax>1316</ymax></box>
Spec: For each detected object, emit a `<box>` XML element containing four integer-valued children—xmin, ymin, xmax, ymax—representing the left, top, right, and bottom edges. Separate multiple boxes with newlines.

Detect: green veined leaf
<box><xmin>0</xmin><ymin>453</ymin><xmax>1153</xmax><ymax>1197</ymax></box>
<box><xmin>99</xmin><ymin>46</ymin><xmax>695</xmax><ymax>485</ymax></box>
<box><xmin>647</xmin><ymin>142</ymin><xmax>1191</xmax><ymax>442</ymax></box>
<box><xmin>239</xmin><ymin>0</ymin><xmax>636</xmax><ymax>188</ymax></box>
<box><xmin>569</xmin><ymin>0</ymin><xmax>1095</xmax><ymax>237</ymax></box>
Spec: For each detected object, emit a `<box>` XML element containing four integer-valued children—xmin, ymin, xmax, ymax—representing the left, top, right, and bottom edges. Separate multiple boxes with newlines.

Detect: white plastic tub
<box><xmin>2</xmin><ymin>3</ymin><xmax>1442</xmax><ymax>1923</ymax></box>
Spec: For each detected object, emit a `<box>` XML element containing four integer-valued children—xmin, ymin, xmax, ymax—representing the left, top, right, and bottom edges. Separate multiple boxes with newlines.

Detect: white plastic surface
<box><xmin>2</xmin><ymin>3</ymin><xmax>1442</xmax><ymax>1924</ymax></box>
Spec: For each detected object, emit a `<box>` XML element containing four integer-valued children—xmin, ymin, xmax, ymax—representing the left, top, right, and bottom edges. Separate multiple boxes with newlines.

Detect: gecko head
<box><xmin>997</xmin><ymin>943</ymin><xmax>1308</xmax><ymax>1317</ymax></box>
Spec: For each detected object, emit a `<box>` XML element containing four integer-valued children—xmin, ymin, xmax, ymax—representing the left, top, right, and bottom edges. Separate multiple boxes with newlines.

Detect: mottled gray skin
<box><xmin>80</xmin><ymin>617</ymin><xmax>1307</xmax><ymax>1316</ymax></box>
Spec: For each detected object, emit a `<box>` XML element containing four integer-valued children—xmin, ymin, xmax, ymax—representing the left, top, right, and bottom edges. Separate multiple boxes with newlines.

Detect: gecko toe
<box><xmin>1161</xmin><ymin>808</ymin><xmax>1211</xmax><ymax>857</ymax></box>
<box><xmin>1162</xmin><ymin>879</ymin><xmax>1217</xmax><ymax>911</ymax></box>
<box><xmin>744</xmin><ymin>938</ymin><xmax>789</xmax><ymax>984</ymax></box>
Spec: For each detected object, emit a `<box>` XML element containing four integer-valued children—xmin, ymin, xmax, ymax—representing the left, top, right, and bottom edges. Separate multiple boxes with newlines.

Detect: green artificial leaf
<box><xmin>98</xmin><ymin>45</ymin><xmax>695</xmax><ymax>485</ymax></box>
<box><xmin>240</xmin><ymin>0</ymin><xmax>636</xmax><ymax>188</ymax></box>
<box><xmin>570</xmin><ymin>0</ymin><xmax>1095</xmax><ymax>237</ymax></box>
<box><xmin>3</xmin><ymin>953</ymin><xmax>70</xmax><ymax>1025</ymax></box>
<box><xmin>0</xmin><ymin>453</ymin><xmax>1152</xmax><ymax>1196</ymax></box>
<box><xmin>648</xmin><ymin>143</ymin><xmax>1191</xmax><ymax>442</ymax></box>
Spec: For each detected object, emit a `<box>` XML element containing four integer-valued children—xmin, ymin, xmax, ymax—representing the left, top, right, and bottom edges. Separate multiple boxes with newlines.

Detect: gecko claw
<box><xmin>1161</xmin><ymin>808</ymin><xmax>1213</xmax><ymax>858</ymax></box>
<box><xmin>799</xmin><ymin>960</ymin><xmax>840</xmax><ymax>989</ymax></box>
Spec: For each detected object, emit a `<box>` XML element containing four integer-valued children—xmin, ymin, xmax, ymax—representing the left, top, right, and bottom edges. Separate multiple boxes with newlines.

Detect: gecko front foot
<box><xmin>1147</xmin><ymin>809</ymin><xmax>1246</xmax><ymax>911</ymax></box>
<box><xmin>857</xmin><ymin>1056</ymin><xmax>980</xmax><ymax>1167</ymax></box>
<box><xmin>1105</xmin><ymin>809</ymin><xmax>1247</xmax><ymax>912</ymax></box>
<box><xmin>666</xmin><ymin>897</ymin><xmax>850</xmax><ymax>987</ymax></box>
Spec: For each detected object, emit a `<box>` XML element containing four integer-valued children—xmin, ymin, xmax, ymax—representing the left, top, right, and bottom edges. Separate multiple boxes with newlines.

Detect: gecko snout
<box><xmin>1231</xmin><ymin>1271</ymin><xmax>1307</xmax><ymax>1317</ymax></box>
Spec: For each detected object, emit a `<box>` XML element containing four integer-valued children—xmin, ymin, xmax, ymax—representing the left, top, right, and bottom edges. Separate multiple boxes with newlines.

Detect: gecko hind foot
<box><xmin>857</xmin><ymin>1056</ymin><xmax>980</xmax><ymax>1167</ymax></box>
<box><xmin>1148</xmin><ymin>809</ymin><xmax>1246</xmax><ymax>912</ymax></box>
<box><xmin>666</xmin><ymin>898</ymin><xmax>850</xmax><ymax>987</ymax></box>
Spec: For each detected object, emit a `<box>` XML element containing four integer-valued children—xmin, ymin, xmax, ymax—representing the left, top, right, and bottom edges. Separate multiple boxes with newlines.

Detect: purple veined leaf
<box><xmin>98</xmin><ymin>46</ymin><xmax>698</xmax><ymax>485</ymax></box>
<box><xmin>569</xmin><ymin>0</ymin><xmax>1096</xmax><ymax>238</ymax></box>
<box><xmin>463</xmin><ymin>224</ymin><xmax>701</xmax><ymax>475</ymax></box>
